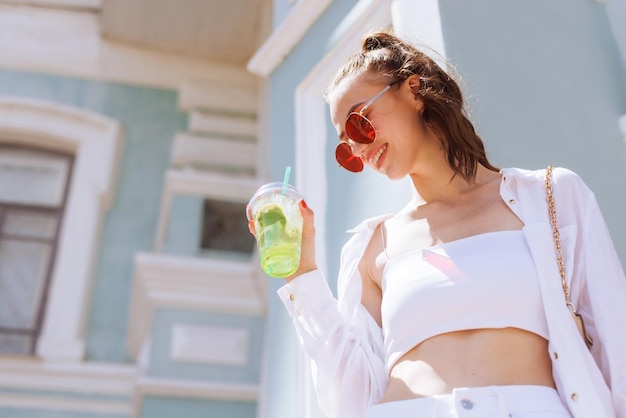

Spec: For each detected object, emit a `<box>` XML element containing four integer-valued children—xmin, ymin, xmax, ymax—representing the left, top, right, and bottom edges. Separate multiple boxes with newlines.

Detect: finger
<box><xmin>247</xmin><ymin>219</ymin><xmax>256</xmax><ymax>236</ymax></box>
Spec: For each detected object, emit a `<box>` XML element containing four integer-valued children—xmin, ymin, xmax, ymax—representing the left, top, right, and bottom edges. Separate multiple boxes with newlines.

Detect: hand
<box><xmin>247</xmin><ymin>199</ymin><xmax>318</xmax><ymax>282</ymax></box>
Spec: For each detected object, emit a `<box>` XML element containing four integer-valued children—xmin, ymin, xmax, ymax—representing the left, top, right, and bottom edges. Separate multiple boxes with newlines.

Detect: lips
<box><xmin>368</xmin><ymin>143</ymin><xmax>387</xmax><ymax>168</ymax></box>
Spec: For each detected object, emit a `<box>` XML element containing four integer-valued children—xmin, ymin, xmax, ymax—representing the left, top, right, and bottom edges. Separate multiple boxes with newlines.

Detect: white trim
<box><xmin>0</xmin><ymin>394</ymin><xmax>131</xmax><ymax>415</ymax></box>
<box><xmin>293</xmin><ymin>1</ymin><xmax>392</xmax><ymax>416</ymax></box>
<box><xmin>188</xmin><ymin>112</ymin><xmax>258</xmax><ymax>138</ymax></box>
<box><xmin>0</xmin><ymin>4</ymin><xmax>255</xmax><ymax>90</ymax></box>
<box><xmin>171</xmin><ymin>133</ymin><xmax>257</xmax><ymax>171</ymax></box>
<box><xmin>179</xmin><ymin>82</ymin><xmax>259</xmax><ymax>115</ymax></box>
<box><xmin>136</xmin><ymin>377</ymin><xmax>259</xmax><ymax>402</ymax></box>
<box><xmin>170</xmin><ymin>324</ymin><xmax>250</xmax><ymax>367</ymax></box>
<box><xmin>154</xmin><ymin>169</ymin><xmax>260</xmax><ymax>251</ymax></box>
<box><xmin>0</xmin><ymin>97</ymin><xmax>122</xmax><ymax>362</ymax></box>
<box><xmin>0</xmin><ymin>358</ymin><xmax>137</xmax><ymax>395</ymax></box>
<box><xmin>127</xmin><ymin>252</ymin><xmax>265</xmax><ymax>360</ymax></box>
<box><xmin>390</xmin><ymin>0</ymin><xmax>447</xmax><ymax>64</ymax></box>
<box><xmin>0</xmin><ymin>358</ymin><xmax>135</xmax><ymax>414</ymax></box>
<box><xmin>0</xmin><ymin>0</ymin><xmax>101</xmax><ymax>9</ymax></box>
<box><xmin>246</xmin><ymin>0</ymin><xmax>334</xmax><ymax>77</ymax></box>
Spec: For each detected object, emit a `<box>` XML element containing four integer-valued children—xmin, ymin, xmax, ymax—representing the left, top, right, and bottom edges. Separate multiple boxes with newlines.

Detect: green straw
<box><xmin>282</xmin><ymin>166</ymin><xmax>291</xmax><ymax>195</ymax></box>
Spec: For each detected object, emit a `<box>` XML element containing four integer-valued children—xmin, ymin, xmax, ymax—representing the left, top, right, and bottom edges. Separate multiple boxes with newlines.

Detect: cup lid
<box><xmin>246</xmin><ymin>182</ymin><xmax>303</xmax><ymax>220</ymax></box>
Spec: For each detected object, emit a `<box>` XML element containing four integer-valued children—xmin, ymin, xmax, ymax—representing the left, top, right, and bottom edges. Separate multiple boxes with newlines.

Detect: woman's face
<box><xmin>329</xmin><ymin>74</ymin><xmax>433</xmax><ymax>180</ymax></box>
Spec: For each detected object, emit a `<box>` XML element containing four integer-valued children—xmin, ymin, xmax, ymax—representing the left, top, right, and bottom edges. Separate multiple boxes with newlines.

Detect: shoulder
<box><xmin>502</xmin><ymin>166</ymin><xmax>591</xmax><ymax>195</ymax></box>
<box><xmin>347</xmin><ymin>214</ymin><xmax>394</xmax><ymax>235</ymax></box>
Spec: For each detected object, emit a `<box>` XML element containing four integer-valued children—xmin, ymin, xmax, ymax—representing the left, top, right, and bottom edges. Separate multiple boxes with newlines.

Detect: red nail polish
<box><xmin>300</xmin><ymin>199</ymin><xmax>307</xmax><ymax>209</ymax></box>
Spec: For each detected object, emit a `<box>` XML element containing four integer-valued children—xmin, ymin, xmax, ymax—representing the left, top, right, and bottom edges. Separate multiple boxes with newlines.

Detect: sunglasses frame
<box><xmin>336</xmin><ymin>84</ymin><xmax>393</xmax><ymax>172</ymax></box>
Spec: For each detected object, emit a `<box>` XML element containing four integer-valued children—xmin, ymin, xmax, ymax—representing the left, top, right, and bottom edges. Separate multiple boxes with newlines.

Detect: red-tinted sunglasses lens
<box><xmin>335</xmin><ymin>142</ymin><xmax>363</xmax><ymax>172</ymax></box>
<box><xmin>345</xmin><ymin>113</ymin><xmax>376</xmax><ymax>144</ymax></box>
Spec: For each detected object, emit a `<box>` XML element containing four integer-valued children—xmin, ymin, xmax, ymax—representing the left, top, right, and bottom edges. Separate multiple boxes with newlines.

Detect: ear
<box><xmin>407</xmin><ymin>74</ymin><xmax>421</xmax><ymax>96</ymax></box>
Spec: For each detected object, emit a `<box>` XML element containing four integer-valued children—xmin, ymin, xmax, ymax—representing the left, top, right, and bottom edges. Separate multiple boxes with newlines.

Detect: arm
<box><xmin>277</xmin><ymin>271</ymin><xmax>387</xmax><ymax>418</ymax></box>
<box><xmin>577</xmin><ymin>190</ymin><xmax>626</xmax><ymax>416</ymax></box>
<box><xmin>275</xmin><ymin>203</ymin><xmax>388</xmax><ymax>418</ymax></box>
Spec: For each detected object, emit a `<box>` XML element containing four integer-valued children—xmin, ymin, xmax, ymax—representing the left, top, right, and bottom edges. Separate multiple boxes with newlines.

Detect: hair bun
<box><xmin>362</xmin><ymin>32</ymin><xmax>396</xmax><ymax>52</ymax></box>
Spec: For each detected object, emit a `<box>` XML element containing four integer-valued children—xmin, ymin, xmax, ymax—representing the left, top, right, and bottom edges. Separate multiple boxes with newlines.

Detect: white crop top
<box><xmin>380</xmin><ymin>229</ymin><xmax>549</xmax><ymax>372</ymax></box>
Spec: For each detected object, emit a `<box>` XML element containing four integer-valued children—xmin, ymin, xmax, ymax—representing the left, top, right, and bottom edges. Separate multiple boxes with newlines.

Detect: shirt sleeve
<box><xmin>576</xmin><ymin>190</ymin><xmax>626</xmax><ymax>416</ymax></box>
<box><xmin>277</xmin><ymin>270</ymin><xmax>388</xmax><ymax>418</ymax></box>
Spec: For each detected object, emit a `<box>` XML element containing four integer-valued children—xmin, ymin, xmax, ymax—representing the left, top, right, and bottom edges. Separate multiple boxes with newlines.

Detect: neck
<box><xmin>408</xmin><ymin>163</ymin><xmax>499</xmax><ymax>205</ymax></box>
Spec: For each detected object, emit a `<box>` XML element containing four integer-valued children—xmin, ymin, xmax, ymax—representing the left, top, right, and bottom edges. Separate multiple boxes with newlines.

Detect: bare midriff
<box><xmin>378</xmin><ymin>327</ymin><xmax>555</xmax><ymax>404</ymax></box>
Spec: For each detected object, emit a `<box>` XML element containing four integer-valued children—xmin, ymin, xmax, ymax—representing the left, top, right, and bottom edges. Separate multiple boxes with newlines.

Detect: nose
<box><xmin>348</xmin><ymin>139</ymin><xmax>368</xmax><ymax>157</ymax></box>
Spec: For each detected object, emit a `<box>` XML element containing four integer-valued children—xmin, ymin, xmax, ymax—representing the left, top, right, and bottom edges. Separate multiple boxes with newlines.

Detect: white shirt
<box><xmin>277</xmin><ymin>167</ymin><xmax>626</xmax><ymax>418</ymax></box>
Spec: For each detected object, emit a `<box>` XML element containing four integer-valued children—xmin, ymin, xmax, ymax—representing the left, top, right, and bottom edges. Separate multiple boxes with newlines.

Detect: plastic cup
<box><xmin>246</xmin><ymin>182</ymin><xmax>303</xmax><ymax>278</ymax></box>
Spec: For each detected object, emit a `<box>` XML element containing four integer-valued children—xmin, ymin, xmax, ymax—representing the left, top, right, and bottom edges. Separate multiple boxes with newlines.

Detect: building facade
<box><xmin>0</xmin><ymin>0</ymin><xmax>271</xmax><ymax>417</ymax></box>
<box><xmin>0</xmin><ymin>1</ymin><xmax>624</xmax><ymax>418</ymax></box>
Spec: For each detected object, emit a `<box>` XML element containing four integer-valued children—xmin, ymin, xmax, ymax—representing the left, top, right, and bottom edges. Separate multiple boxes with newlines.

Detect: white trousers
<box><xmin>365</xmin><ymin>385</ymin><xmax>571</xmax><ymax>418</ymax></box>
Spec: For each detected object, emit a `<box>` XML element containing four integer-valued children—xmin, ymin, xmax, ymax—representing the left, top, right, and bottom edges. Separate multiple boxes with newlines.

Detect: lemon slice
<box><xmin>256</xmin><ymin>203</ymin><xmax>287</xmax><ymax>227</ymax></box>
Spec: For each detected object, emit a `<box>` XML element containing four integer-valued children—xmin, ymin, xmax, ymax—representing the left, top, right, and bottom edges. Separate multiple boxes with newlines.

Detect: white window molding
<box><xmin>0</xmin><ymin>97</ymin><xmax>123</xmax><ymax>361</ymax></box>
<box><xmin>171</xmin><ymin>133</ymin><xmax>257</xmax><ymax>172</ymax></box>
<box><xmin>170</xmin><ymin>324</ymin><xmax>250</xmax><ymax>366</ymax></box>
<box><xmin>0</xmin><ymin>358</ymin><xmax>136</xmax><ymax>414</ymax></box>
<box><xmin>247</xmin><ymin>0</ymin><xmax>334</xmax><ymax>77</ymax></box>
<box><xmin>291</xmin><ymin>2</ymin><xmax>393</xmax><ymax>417</ymax></box>
<box><xmin>127</xmin><ymin>252</ymin><xmax>265</xmax><ymax>361</ymax></box>
<box><xmin>154</xmin><ymin>169</ymin><xmax>259</xmax><ymax>252</ymax></box>
<box><xmin>0</xmin><ymin>4</ymin><xmax>255</xmax><ymax>90</ymax></box>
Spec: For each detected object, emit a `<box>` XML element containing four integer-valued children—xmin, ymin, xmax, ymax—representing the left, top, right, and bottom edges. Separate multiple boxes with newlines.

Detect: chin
<box><xmin>385</xmin><ymin>171</ymin><xmax>404</xmax><ymax>181</ymax></box>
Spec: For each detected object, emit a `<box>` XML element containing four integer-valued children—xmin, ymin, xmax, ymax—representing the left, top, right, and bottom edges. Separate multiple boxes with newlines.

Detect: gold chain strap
<box><xmin>545</xmin><ymin>166</ymin><xmax>572</xmax><ymax>305</ymax></box>
<box><xmin>545</xmin><ymin>166</ymin><xmax>593</xmax><ymax>349</ymax></box>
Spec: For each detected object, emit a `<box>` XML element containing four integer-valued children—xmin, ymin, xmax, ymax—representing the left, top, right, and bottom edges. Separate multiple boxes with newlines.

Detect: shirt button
<box><xmin>460</xmin><ymin>399</ymin><xmax>473</xmax><ymax>409</ymax></box>
<box><xmin>509</xmin><ymin>199</ymin><xmax>516</xmax><ymax>205</ymax></box>
<box><xmin>289</xmin><ymin>293</ymin><xmax>295</xmax><ymax>301</ymax></box>
<box><xmin>571</xmin><ymin>393</ymin><xmax>579</xmax><ymax>401</ymax></box>
<box><xmin>553</xmin><ymin>352</ymin><xmax>558</xmax><ymax>359</ymax></box>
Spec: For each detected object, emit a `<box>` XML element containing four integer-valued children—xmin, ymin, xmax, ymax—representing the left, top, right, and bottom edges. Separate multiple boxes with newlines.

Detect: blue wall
<box><xmin>438</xmin><ymin>0</ymin><xmax>626</xmax><ymax>259</ymax></box>
<box><xmin>0</xmin><ymin>409</ymin><xmax>126</xmax><ymax>418</ymax></box>
<box><xmin>141</xmin><ymin>397</ymin><xmax>255</xmax><ymax>418</ymax></box>
<box><xmin>149</xmin><ymin>308</ymin><xmax>264</xmax><ymax>383</ymax></box>
<box><xmin>0</xmin><ymin>69</ymin><xmax>188</xmax><ymax>362</ymax></box>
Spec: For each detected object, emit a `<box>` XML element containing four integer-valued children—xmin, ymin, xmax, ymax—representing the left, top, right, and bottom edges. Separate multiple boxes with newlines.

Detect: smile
<box><xmin>369</xmin><ymin>144</ymin><xmax>387</xmax><ymax>167</ymax></box>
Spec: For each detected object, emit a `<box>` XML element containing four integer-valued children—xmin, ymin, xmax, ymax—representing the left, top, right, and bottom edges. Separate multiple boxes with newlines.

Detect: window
<box><xmin>0</xmin><ymin>145</ymin><xmax>73</xmax><ymax>355</ymax></box>
<box><xmin>200</xmin><ymin>199</ymin><xmax>255</xmax><ymax>255</ymax></box>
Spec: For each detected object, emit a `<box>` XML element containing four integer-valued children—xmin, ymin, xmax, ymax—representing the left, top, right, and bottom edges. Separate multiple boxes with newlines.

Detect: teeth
<box><xmin>370</xmin><ymin>144</ymin><xmax>387</xmax><ymax>166</ymax></box>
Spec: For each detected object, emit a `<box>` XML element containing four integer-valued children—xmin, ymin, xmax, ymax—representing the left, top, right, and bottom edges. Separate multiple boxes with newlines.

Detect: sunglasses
<box><xmin>335</xmin><ymin>84</ymin><xmax>392</xmax><ymax>172</ymax></box>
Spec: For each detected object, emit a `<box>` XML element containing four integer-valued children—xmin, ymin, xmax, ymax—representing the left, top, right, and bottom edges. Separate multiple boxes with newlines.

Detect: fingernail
<box><xmin>300</xmin><ymin>199</ymin><xmax>307</xmax><ymax>209</ymax></box>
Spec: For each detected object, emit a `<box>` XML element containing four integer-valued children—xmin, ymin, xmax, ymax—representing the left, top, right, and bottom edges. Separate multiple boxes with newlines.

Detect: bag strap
<box><xmin>545</xmin><ymin>166</ymin><xmax>573</xmax><ymax>308</ymax></box>
<box><xmin>545</xmin><ymin>166</ymin><xmax>594</xmax><ymax>348</ymax></box>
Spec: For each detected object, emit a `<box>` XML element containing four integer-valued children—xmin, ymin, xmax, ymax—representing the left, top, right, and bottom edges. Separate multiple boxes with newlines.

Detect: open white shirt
<box><xmin>277</xmin><ymin>167</ymin><xmax>626</xmax><ymax>418</ymax></box>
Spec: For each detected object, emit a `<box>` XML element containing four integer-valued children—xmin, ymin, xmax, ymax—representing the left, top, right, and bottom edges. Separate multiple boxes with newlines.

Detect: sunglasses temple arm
<box><xmin>360</xmin><ymin>85</ymin><xmax>392</xmax><ymax>114</ymax></box>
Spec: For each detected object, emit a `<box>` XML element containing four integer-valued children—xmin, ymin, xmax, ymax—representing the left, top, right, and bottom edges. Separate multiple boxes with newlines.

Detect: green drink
<box><xmin>247</xmin><ymin>183</ymin><xmax>303</xmax><ymax>278</ymax></box>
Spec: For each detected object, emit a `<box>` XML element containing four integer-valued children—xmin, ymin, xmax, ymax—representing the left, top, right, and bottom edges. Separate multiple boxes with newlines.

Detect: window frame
<box><xmin>0</xmin><ymin>97</ymin><xmax>122</xmax><ymax>361</ymax></box>
<box><xmin>0</xmin><ymin>145</ymin><xmax>74</xmax><ymax>355</ymax></box>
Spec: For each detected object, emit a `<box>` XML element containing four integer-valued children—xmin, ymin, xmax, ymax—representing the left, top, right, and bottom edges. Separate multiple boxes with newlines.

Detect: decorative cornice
<box><xmin>136</xmin><ymin>377</ymin><xmax>259</xmax><ymax>402</ymax></box>
<box><xmin>0</xmin><ymin>4</ymin><xmax>255</xmax><ymax>90</ymax></box>
<box><xmin>247</xmin><ymin>0</ymin><xmax>334</xmax><ymax>77</ymax></box>
<box><xmin>127</xmin><ymin>252</ymin><xmax>266</xmax><ymax>359</ymax></box>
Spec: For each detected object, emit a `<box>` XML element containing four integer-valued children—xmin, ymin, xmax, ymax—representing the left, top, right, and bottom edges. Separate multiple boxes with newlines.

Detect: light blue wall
<box><xmin>162</xmin><ymin>195</ymin><xmax>204</xmax><ymax>256</ymax></box>
<box><xmin>438</xmin><ymin>0</ymin><xmax>626</xmax><ymax>260</ymax></box>
<box><xmin>0</xmin><ymin>69</ymin><xmax>188</xmax><ymax>362</ymax></box>
<box><xmin>0</xmin><ymin>409</ymin><xmax>127</xmax><ymax>418</ymax></box>
<box><xmin>272</xmin><ymin>0</ymin><xmax>291</xmax><ymax>28</ymax></box>
<box><xmin>141</xmin><ymin>397</ymin><xmax>255</xmax><ymax>418</ymax></box>
<box><xmin>148</xmin><ymin>308</ymin><xmax>264</xmax><ymax>383</ymax></box>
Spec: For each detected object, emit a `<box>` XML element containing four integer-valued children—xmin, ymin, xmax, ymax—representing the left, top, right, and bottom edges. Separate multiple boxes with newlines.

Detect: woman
<box><xmin>262</xmin><ymin>32</ymin><xmax>626</xmax><ymax>417</ymax></box>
